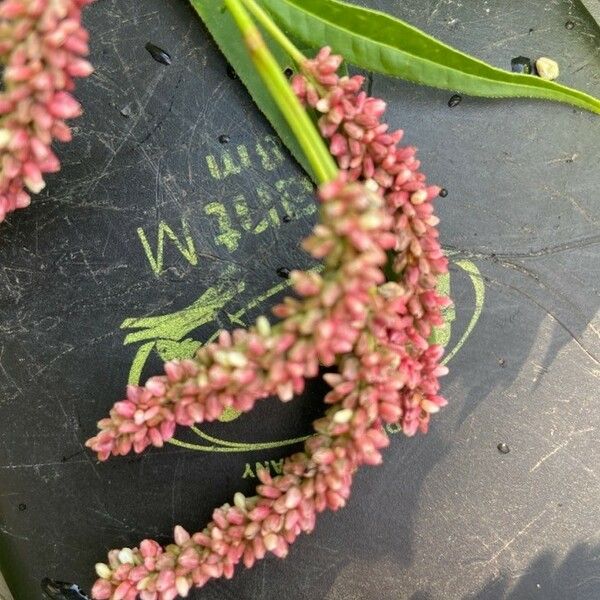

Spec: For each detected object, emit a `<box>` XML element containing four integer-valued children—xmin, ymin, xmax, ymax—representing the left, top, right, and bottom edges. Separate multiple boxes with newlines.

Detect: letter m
<box><xmin>137</xmin><ymin>219</ymin><xmax>198</xmax><ymax>277</ymax></box>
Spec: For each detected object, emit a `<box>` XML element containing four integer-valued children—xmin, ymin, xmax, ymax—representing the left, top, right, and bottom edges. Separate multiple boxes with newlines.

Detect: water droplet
<box><xmin>227</xmin><ymin>64</ymin><xmax>238</xmax><ymax>80</ymax></box>
<box><xmin>277</xmin><ymin>267</ymin><xmax>290</xmax><ymax>279</ymax></box>
<box><xmin>282</xmin><ymin>214</ymin><xmax>292</xmax><ymax>223</ymax></box>
<box><xmin>565</xmin><ymin>20</ymin><xmax>575</xmax><ymax>30</ymax></box>
<box><xmin>41</xmin><ymin>579</ymin><xmax>90</xmax><ymax>600</ymax></box>
<box><xmin>120</xmin><ymin>105</ymin><xmax>132</xmax><ymax>118</ymax></box>
<box><xmin>448</xmin><ymin>94</ymin><xmax>462</xmax><ymax>108</ymax></box>
<box><xmin>497</xmin><ymin>442</ymin><xmax>510</xmax><ymax>454</ymax></box>
<box><xmin>284</xmin><ymin>67</ymin><xmax>293</xmax><ymax>78</ymax></box>
<box><xmin>218</xmin><ymin>134</ymin><xmax>230</xmax><ymax>144</ymax></box>
<box><xmin>528</xmin><ymin>28</ymin><xmax>535</xmax><ymax>34</ymax></box>
<box><xmin>18</xmin><ymin>503</ymin><xmax>26</xmax><ymax>511</ymax></box>
<box><xmin>511</xmin><ymin>56</ymin><xmax>532</xmax><ymax>74</ymax></box>
<box><xmin>498</xmin><ymin>358</ymin><xmax>506</xmax><ymax>367</ymax></box>
<box><xmin>145</xmin><ymin>43</ymin><xmax>172</xmax><ymax>66</ymax></box>
<box><xmin>439</xmin><ymin>188</ymin><xmax>448</xmax><ymax>198</ymax></box>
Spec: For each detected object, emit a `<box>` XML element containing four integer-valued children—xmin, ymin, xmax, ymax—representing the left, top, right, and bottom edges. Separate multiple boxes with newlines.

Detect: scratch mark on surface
<box><xmin>446</xmin><ymin>235</ymin><xmax>600</xmax><ymax>260</ymax></box>
<box><xmin>567</xmin><ymin>196</ymin><xmax>599</xmax><ymax>225</ymax></box>
<box><xmin>0</xmin><ymin>525</ymin><xmax>29</xmax><ymax>541</ymax></box>
<box><xmin>530</xmin><ymin>441</ymin><xmax>569</xmax><ymax>472</ymax></box>
<box><xmin>30</xmin><ymin>344</ymin><xmax>75</xmax><ymax>377</ymax></box>
<box><xmin>481</xmin><ymin>274</ymin><xmax>600</xmax><ymax>365</ymax></box>
<box><xmin>481</xmin><ymin>510</ymin><xmax>547</xmax><ymax>566</ymax></box>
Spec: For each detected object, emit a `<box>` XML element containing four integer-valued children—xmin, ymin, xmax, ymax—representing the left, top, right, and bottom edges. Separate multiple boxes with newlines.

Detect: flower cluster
<box><xmin>91</xmin><ymin>345</ymin><xmax>405</xmax><ymax>600</ymax></box>
<box><xmin>293</xmin><ymin>46</ymin><xmax>450</xmax><ymax>435</ymax></box>
<box><xmin>86</xmin><ymin>180</ymin><xmax>395</xmax><ymax>460</ymax></box>
<box><xmin>87</xmin><ymin>48</ymin><xmax>450</xmax><ymax>600</ymax></box>
<box><xmin>0</xmin><ymin>0</ymin><xmax>94</xmax><ymax>222</ymax></box>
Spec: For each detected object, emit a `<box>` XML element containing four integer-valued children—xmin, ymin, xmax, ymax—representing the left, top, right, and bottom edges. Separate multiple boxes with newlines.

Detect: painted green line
<box><xmin>167</xmin><ymin>437</ymin><xmax>250</xmax><ymax>452</ymax></box>
<box><xmin>127</xmin><ymin>341</ymin><xmax>155</xmax><ymax>386</ymax></box>
<box><xmin>190</xmin><ymin>425</ymin><xmax>310</xmax><ymax>450</ymax></box>
<box><xmin>442</xmin><ymin>260</ymin><xmax>485</xmax><ymax>365</ymax></box>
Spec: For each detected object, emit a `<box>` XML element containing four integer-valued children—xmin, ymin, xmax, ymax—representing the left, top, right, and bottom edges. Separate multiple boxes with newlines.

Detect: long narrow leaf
<box><xmin>188</xmin><ymin>0</ymin><xmax>315</xmax><ymax>178</ymax></box>
<box><xmin>259</xmin><ymin>0</ymin><xmax>600</xmax><ymax>115</ymax></box>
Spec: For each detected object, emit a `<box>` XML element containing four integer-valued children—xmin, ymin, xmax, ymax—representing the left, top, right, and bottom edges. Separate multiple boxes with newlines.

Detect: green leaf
<box><xmin>258</xmin><ymin>0</ymin><xmax>600</xmax><ymax>115</ymax></box>
<box><xmin>188</xmin><ymin>0</ymin><xmax>316</xmax><ymax>179</ymax></box>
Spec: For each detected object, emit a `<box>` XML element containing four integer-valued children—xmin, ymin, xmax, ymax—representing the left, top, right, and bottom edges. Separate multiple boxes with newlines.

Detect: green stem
<box><xmin>243</xmin><ymin>0</ymin><xmax>329</xmax><ymax>97</ymax></box>
<box><xmin>242</xmin><ymin>0</ymin><xmax>306</xmax><ymax>65</ymax></box>
<box><xmin>224</xmin><ymin>0</ymin><xmax>338</xmax><ymax>184</ymax></box>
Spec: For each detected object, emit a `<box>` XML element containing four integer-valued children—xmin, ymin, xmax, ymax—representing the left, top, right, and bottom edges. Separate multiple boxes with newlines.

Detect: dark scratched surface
<box><xmin>0</xmin><ymin>1</ymin><xmax>599</xmax><ymax>598</ymax></box>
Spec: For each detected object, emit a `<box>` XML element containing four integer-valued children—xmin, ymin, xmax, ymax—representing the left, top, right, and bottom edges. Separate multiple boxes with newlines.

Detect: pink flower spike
<box><xmin>0</xmin><ymin>0</ymin><xmax>95</xmax><ymax>223</ymax></box>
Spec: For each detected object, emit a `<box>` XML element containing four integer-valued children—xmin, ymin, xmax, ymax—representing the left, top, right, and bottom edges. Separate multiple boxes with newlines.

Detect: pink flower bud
<box><xmin>174</xmin><ymin>525</ymin><xmax>190</xmax><ymax>546</ymax></box>
<box><xmin>114</xmin><ymin>401</ymin><xmax>136</xmax><ymax>418</ymax></box>
<box><xmin>155</xmin><ymin>569</ymin><xmax>175</xmax><ymax>592</ymax></box>
<box><xmin>47</xmin><ymin>91</ymin><xmax>81</xmax><ymax>118</ymax></box>
<box><xmin>66</xmin><ymin>58</ymin><xmax>93</xmax><ymax>77</ymax></box>
<box><xmin>22</xmin><ymin>162</ymin><xmax>45</xmax><ymax>194</ymax></box>
<box><xmin>113</xmin><ymin>582</ymin><xmax>132</xmax><ymax>600</ymax></box>
<box><xmin>90</xmin><ymin>579</ymin><xmax>113</xmax><ymax>600</ymax></box>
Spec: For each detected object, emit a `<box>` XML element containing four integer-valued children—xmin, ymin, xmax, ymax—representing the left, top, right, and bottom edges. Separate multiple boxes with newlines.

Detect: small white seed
<box><xmin>0</xmin><ymin>129</ymin><xmax>11</xmax><ymax>148</ymax></box>
<box><xmin>316</xmin><ymin>98</ymin><xmax>331</xmax><ymax>113</ymax></box>
<box><xmin>421</xmin><ymin>399</ymin><xmax>441</xmax><ymax>414</ymax></box>
<box><xmin>359</xmin><ymin>212</ymin><xmax>382</xmax><ymax>229</ymax></box>
<box><xmin>536</xmin><ymin>57</ymin><xmax>559</xmax><ymax>81</ymax></box>
<box><xmin>176</xmin><ymin>576</ymin><xmax>191</xmax><ymax>597</ymax></box>
<box><xmin>136</xmin><ymin>576</ymin><xmax>152</xmax><ymax>591</ymax></box>
<box><xmin>378</xmin><ymin>282</ymin><xmax>406</xmax><ymax>299</ymax></box>
<box><xmin>264</xmin><ymin>533</ymin><xmax>279</xmax><ymax>551</ymax></box>
<box><xmin>213</xmin><ymin>350</ymin><xmax>230</xmax><ymax>366</ymax></box>
<box><xmin>365</xmin><ymin>178</ymin><xmax>379</xmax><ymax>192</ymax></box>
<box><xmin>256</xmin><ymin>315</ymin><xmax>271</xmax><ymax>337</ymax></box>
<box><xmin>24</xmin><ymin>176</ymin><xmax>46</xmax><ymax>195</ymax></box>
<box><xmin>227</xmin><ymin>351</ymin><xmax>248</xmax><ymax>368</ymax></box>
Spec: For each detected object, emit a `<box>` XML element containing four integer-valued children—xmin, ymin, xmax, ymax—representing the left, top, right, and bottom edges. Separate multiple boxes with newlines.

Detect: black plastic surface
<box><xmin>1</xmin><ymin>1</ymin><xmax>599</xmax><ymax>598</ymax></box>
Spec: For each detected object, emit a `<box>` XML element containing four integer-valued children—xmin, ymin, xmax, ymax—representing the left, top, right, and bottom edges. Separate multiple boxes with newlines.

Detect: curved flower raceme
<box><xmin>0</xmin><ymin>0</ymin><xmax>94</xmax><ymax>222</ymax></box>
<box><xmin>293</xmin><ymin>47</ymin><xmax>450</xmax><ymax>435</ymax></box>
<box><xmin>87</xmin><ymin>49</ymin><xmax>450</xmax><ymax>600</ymax></box>
<box><xmin>90</xmin><ymin>350</ymin><xmax>404</xmax><ymax>600</ymax></box>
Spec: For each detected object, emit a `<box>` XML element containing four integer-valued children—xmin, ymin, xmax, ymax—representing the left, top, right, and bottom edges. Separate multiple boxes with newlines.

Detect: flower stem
<box><xmin>224</xmin><ymin>0</ymin><xmax>338</xmax><ymax>185</ymax></box>
<box><xmin>241</xmin><ymin>0</ymin><xmax>328</xmax><ymax>97</ymax></box>
<box><xmin>241</xmin><ymin>0</ymin><xmax>306</xmax><ymax>66</ymax></box>
<box><xmin>242</xmin><ymin>0</ymin><xmax>329</xmax><ymax>97</ymax></box>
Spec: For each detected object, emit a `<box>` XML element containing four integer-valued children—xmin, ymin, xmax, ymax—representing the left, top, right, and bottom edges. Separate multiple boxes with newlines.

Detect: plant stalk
<box><xmin>224</xmin><ymin>0</ymin><xmax>338</xmax><ymax>184</ymax></box>
<box><xmin>242</xmin><ymin>0</ymin><xmax>306</xmax><ymax>65</ymax></box>
<box><xmin>242</xmin><ymin>0</ymin><xmax>329</xmax><ymax>96</ymax></box>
